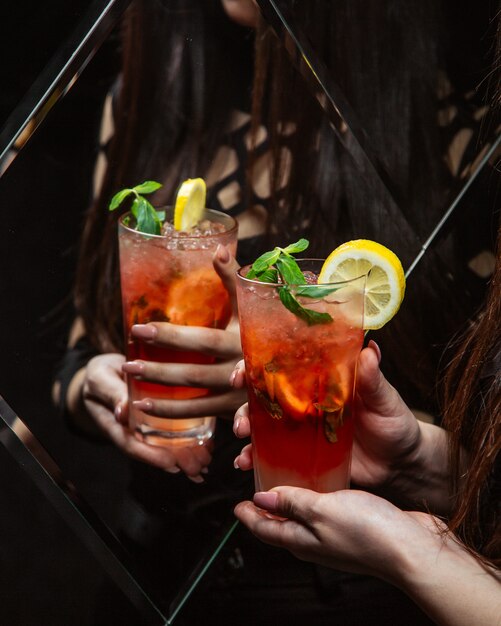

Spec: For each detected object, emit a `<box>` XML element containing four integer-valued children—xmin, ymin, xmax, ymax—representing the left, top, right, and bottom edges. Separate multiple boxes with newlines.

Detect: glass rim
<box><xmin>237</xmin><ymin>258</ymin><xmax>368</xmax><ymax>287</ymax></box>
<box><xmin>118</xmin><ymin>206</ymin><xmax>238</xmax><ymax>240</ymax></box>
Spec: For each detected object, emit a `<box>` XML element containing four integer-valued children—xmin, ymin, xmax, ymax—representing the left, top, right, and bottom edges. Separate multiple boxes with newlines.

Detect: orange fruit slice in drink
<box><xmin>273</xmin><ymin>371</ymin><xmax>320</xmax><ymax>420</ymax></box>
<box><xmin>164</xmin><ymin>267</ymin><xmax>230</xmax><ymax>327</ymax></box>
<box><xmin>318</xmin><ymin>240</ymin><xmax>406</xmax><ymax>330</ymax></box>
<box><xmin>173</xmin><ymin>178</ymin><xmax>206</xmax><ymax>231</ymax></box>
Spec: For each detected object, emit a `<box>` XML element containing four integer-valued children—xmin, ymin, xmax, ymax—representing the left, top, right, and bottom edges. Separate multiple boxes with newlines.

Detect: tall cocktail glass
<box><xmin>236</xmin><ymin>260</ymin><xmax>366</xmax><ymax>492</ymax></box>
<box><xmin>118</xmin><ymin>207</ymin><xmax>238</xmax><ymax>447</ymax></box>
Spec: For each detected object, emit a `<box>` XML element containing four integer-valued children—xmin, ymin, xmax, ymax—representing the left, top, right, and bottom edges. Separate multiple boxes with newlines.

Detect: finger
<box><xmin>233</xmin><ymin>402</ymin><xmax>250</xmax><ymax>438</ymax></box>
<box><xmin>122</xmin><ymin>359</ymin><xmax>238</xmax><ymax>388</ymax></box>
<box><xmin>131</xmin><ymin>322</ymin><xmax>241</xmax><ymax>359</ymax></box>
<box><xmin>356</xmin><ymin>346</ymin><xmax>403</xmax><ymax>415</ymax></box>
<box><xmin>213</xmin><ymin>244</ymin><xmax>240</xmax><ymax>315</ymax></box>
<box><xmin>229</xmin><ymin>359</ymin><xmax>246</xmax><ymax>389</ymax></box>
<box><xmin>132</xmin><ymin>388</ymin><xmax>248</xmax><ymax>419</ymax></box>
<box><xmin>167</xmin><ymin>445</ymin><xmax>213</xmax><ymax>480</ymax></box>
<box><xmin>84</xmin><ymin>356</ymin><xmax>127</xmax><ymax>411</ymax></box>
<box><xmin>234</xmin><ymin>500</ymin><xmax>315</xmax><ymax>551</ymax></box>
<box><xmin>368</xmin><ymin>339</ymin><xmax>381</xmax><ymax>363</ymax></box>
<box><xmin>253</xmin><ymin>487</ymin><xmax>324</xmax><ymax>526</ymax></box>
<box><xmin>234</xmin><ymin>443</ymin><xmax>253</xmax><ymax>470</ymax></box>
<box><xmin>114</xmin><ymin>400</ymin><xmax>129</xmax><ymax>425</ymax></box>
<box><xmin>88</xmin><ymin>397</ymin><xmax>211</xmax><ymax>477</ymax></box>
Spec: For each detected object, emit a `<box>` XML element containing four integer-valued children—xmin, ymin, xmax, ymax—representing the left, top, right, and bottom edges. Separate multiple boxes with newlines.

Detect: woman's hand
<box><xmin>82</xmin><ymin>353</ymin><xmax>212</xmax><ymax>481</ymax></box>
<box><xmin>122</xmin><ymin>245</ymin><xmax>247</xmax><ymax>421</ymax></box>
<box><xmin>234</xmin><ymin>487</ymin><xmax>438</xmax><ymax>580</ymax></box>
<box><xmin>232</xmin><ymin>342</ymin><xmax>451</xmax><ymax>511</ymax></box>
<box><xmin>235</xmin><ymin>488</ymin><xmax>501</xmax><ymax>626</ymax></box>
<box><xmin>350</xmin><ymin>340</ymin><xmax>421</xmax><ymax>488</ymax></box>
<box><xmin>353</xmin><ymin>342</ymin><xmax>451</xmax><ymax>512</ymax></box>
<box><xmin>231</xmin><ymin>342</ymin><xmax>420</xmax><ymax>482</ymax></box>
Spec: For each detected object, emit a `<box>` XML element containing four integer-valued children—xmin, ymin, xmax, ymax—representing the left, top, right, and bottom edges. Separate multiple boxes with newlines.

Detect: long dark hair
<box><xmin>442</xmin><ymin>219</ymin><xmax>501</xmax><ymax>566</ymax></box>
<box><xmin>252</xmin><ymin>0</ymin><xmax>447</xmax><ymax>250</ymax></box>
<box><xmin>440</xmin><ymin>11</ymin><xmax>501</xmax><ymax>564</ymax></box>
<box><xmin>75</xmin><ymin>0</ymin><xmax>252</xmax><ymax>351</ymax></box>
<box><xmin>250</xmin><ymin>0</ymin><xmax>485</xmax><ymax>411</ymax></box>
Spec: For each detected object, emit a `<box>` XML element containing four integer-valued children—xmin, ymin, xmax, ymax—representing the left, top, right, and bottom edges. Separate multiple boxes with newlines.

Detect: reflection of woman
<box><xmin>53</xmin><ymin>0</ymin><xmax>498</xmax><ymax>622</ymax></box>
<box><xmin>234</xmin><ymin>219</ymin><xmax>501</xmax><ymax>625</ymax></box>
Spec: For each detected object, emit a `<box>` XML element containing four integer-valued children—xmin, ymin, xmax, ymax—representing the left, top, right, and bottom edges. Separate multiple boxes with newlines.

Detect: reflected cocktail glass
<box><xmin>118</xmin><ymin>207</ymin><xmax>238</xmax><ymax>447</ymax></box>
<box><xmin>236</xmin><ymin>260</ymin><xmax>365</xmax><ymax>492</ymax></box>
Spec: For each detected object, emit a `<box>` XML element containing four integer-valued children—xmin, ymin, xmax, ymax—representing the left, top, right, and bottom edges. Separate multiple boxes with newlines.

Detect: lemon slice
<box><xmin>318</xmin><ymin>239</ymin><xmax>406</xmax><ymax>330</ymax></box>
<box><xmin>173</xmin><ymin>178</ymin><xmax>206</xmax><ymax>231</ymax></box>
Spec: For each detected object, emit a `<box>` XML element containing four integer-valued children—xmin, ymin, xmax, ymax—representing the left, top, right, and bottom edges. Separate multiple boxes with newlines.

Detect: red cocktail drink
<box><xmin>118</xmin><ymin>208</ymin><xmax>237</xmax><ymax>447</ymax></box>
<box><xmin>236</xmin><ymin>260</ymin><xmax>365</xmax><ymax>491</ymax></box>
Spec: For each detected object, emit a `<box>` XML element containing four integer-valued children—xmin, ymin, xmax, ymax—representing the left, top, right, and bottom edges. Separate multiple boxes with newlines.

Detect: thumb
<box><xmin>213</xmin><ymin>244</ymin><xmax>240</xmax><ymax>315</ymax></box>
<box><xmin>356</xmin><ymin>342</ymin><xmax>405</xmax><ymax>417</ymax></box>
<box><xmin>253</xmin><ymin>487</ymin><xmax>321</xmax><ymax>525</ymax></box>
<box><xmin>85</xmin><ymin>355</ymin><xmax>127</xmax><ymax>413</ymax></box>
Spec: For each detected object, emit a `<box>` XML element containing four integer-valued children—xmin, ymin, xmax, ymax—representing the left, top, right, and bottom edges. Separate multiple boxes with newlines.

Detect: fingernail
<box><xmin>230</xmin><ymin>367</ymin><xmax>245</xmax><ymax>389</ymax></box>
<box><xmin>233</xmin><ymin>456</ymin><xmax>241</xmax><ymax>469</ymax></box>
<box><xmin>368</xmin><ymin>339</ymin><xmax>382</xmax><ymax>363</ymax></box>
<box><xmin>201</xmin><ymin>467</ymin><xmax>209</xmax><ymax>474</ymax></box>
<box><xmin>114</xmin><ymin>404</ymin><xmax>122</xmax><ymax>422</ymax></box>
<box><xmin>122</xmin><ymin>361</ymin><xmax>145</xmax><ymax>375</ymax></box>
<box><xmin>131</xmin><ymin>324</ymin><xmax>158</xmax><ymax>340</ymax></box>
<box><xmin>216</xmin><ymin>244</ymin><xmax>230</xmax><ymax>263</ymax></box>
<box><xmin>132</xmin><ymin>399</ymin><xmax>153</xmax><ymax>412</ymax></box>
<box><xmin>165</xmin><ymin>467</ymin><xmax>181</xmax><ymax>474</ymax></box>
<box><xmin>189</xmin><ymin>475</ymin><xmax>205</xmax><ymax>484</ymax></box>
<box><xmin>233</xmin><ymin>416</ymin><xmax>242</xmax><ymax>436</ymax></box>
<box><xmin>254</xmin><ymin>491</ymin><xmax>278</xmax><ymax>511</ymax></box>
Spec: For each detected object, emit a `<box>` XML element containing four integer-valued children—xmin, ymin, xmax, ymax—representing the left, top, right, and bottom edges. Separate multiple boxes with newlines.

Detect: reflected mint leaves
<box><xmin>247</xmin><ymin>239</ymin><xmax>334</xmax><ymax>325</ymax></box>
<box><xmin>109</xmin><ymin>180</ymin><xmax>164</xmax><ymax>235</ymax></box>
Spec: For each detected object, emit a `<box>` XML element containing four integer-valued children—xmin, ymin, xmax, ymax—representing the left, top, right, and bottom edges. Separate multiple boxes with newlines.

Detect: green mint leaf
<box><xmin>109</xmin><ymin>188</ymin><xmax>132</xmax><ymax>211</ymax></box>
<box><xmin>247</xmin><ymin>238</ymin><xmax>334</xmax><ymax>325</ymax></box>
<box><xmin>282</xmin><ymin>238</ymin><xmax>309</xmax><ymax>255</ymax></box>
<box><xmin>246</xmin><ymin>265</ymin><xmax>278</xmax><ymax>281</ymax></box>
<box><xmin>133</xmin><ymin>181</ymin><xmax>163</xmax><ymax>195</ymax></box>
<box><xmin>131</xmin><ymin>197</ymin><xmax>141</xmax><ymax>219</ymax></box>
<box><xmin>276</xmin><ymin>255</ymin><xmax>306</xmax><ymax>285</ymax></box>
<box><xmin>257</xmin><ymin>268</ymin><xmax>279</xmax><ymax>283</ymax></box>
<box><xmin>295</xmin><ymin>285</ymin><xmax>340</xmax><ymax>298</ymax></box>
<box><xmin>246</xmin><ymin>240</ymin><xmax>310</xmax><ymax>282</ymax></box>
<box><xmin>136</xmin><ymin>197</ymin><xmax>162</xmax><ymax>235</ymax></box>
<box><xmin>156</xmin><ymin>210</ymin><xmax>166</xmax><ymax>221</ymax></box>
<box><xmin>279</xmin><ymin>287</ymin><xmax>333</xmax><ymax>326</ymax></box>
<box><xmin>252</xmin><ymin>249</ymin><xmax>281</xmax><ymax>274</ymax></box>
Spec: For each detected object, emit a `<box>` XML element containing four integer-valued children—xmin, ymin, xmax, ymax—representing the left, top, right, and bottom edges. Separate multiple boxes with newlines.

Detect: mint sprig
<box><xmin>109</xmin><ymin>180</ymin><xmax>163</xmax><ymax>235</ymax></box>
<box><xmin>247</xmin><ymin>239</ymin><xmax>336</xmax><ymax>325</ymax></box>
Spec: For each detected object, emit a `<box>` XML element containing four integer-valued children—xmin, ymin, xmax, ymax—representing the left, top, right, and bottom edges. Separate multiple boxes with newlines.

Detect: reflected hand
<box><xmin>122</xmin><ymin>245</ymin><xmax>247</xmax><ymax>421</ymax></box>
<box><xmin>82</xmin><ymin>353</ymin><xmax>211</xmax><ymax>481</ymax></box>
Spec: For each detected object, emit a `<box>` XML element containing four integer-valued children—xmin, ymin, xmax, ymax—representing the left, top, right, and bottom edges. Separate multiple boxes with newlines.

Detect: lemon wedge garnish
<box><xmin>173</xmin><ymin>178</ymin><xmax>206</xmax><ymax>231</ymax></box>
<box><xmin>318</xmin><ymin>239</ymin><xmax>406</xmax><ymax>330</ymax></box>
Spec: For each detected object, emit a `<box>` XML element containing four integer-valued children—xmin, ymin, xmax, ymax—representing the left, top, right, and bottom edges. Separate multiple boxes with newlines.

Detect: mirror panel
<box><xmin>0</xmin><ymin>0</ymin><xmax>129</xmax><ymax>174</ymax></box>
<box><xmin>0</xmin><ymin>398</ymin><xmax>166</xmax><ymax>625</ymax></box>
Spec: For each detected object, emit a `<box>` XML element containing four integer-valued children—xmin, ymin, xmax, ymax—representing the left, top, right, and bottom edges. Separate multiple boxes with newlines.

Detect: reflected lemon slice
<box><xmin>318</xmin><ymin>240</ymin><xmax>406</xmax><ymax>330</ymax></box>
<box><xmin>173</xmin><ymin>178</ymin><xmax>206</xmax><ymax>231</ymax></box>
